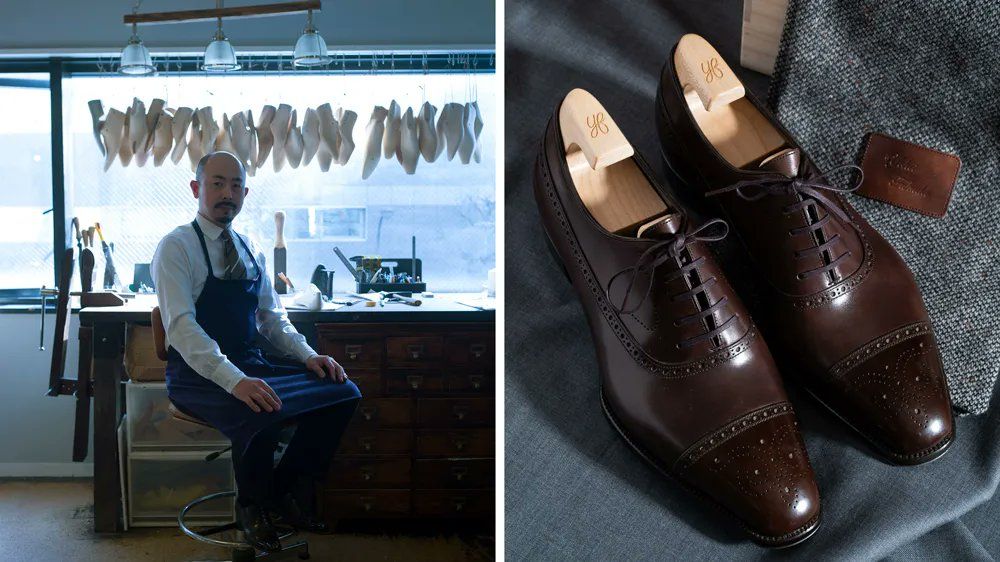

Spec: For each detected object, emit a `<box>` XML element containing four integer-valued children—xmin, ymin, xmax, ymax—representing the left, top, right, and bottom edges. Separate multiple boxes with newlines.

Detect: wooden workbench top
<box><xmin>78</xmin><ymin>293</ymin><xmax>496</xmax><ymax>324</ymax></box>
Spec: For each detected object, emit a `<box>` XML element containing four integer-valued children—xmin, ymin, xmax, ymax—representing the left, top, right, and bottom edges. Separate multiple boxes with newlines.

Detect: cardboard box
<box><xmin>125</xmin><ymin>324</ymin><xmax>166</xmax><ymax>381</ymax></box>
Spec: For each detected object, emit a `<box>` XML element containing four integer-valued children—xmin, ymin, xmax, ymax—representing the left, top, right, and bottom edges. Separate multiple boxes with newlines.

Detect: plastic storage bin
<box><xmin>128</xmin><ymin>450</ymin><xmax>234</xmax><ymax>527</ymax></box>
<box><xmin>126</xmin><ymin>381</ymin><xmax>229</xmax><ymax>450</ymax></box>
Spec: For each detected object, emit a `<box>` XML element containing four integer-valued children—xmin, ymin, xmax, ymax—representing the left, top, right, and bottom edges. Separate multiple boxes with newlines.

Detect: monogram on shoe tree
<box><xmin>90</xmin><ymin>96</ymin><xmax>486</xmax><ymax>177</ymax></box>
<box><xmin>656</xmin><ymin>34</ymin><xmax>954</xmax><ymax>465</ymax></box>
<box><xmin>534</xmin><ymin>87</ymin><xmax>821</xmax><ymax>547</ymax></box>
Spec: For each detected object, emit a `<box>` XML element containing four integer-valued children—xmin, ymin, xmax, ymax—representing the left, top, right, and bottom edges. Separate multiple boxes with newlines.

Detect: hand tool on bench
<box><xmin>274</xmin><ymin>211</ymin><xmax>288</xmax><ymax>294</ymax></box>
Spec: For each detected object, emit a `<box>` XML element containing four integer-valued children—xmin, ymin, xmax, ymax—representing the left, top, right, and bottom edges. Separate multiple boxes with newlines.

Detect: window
<box><xmin>63</xmin><ymin>70</ymin><xmax>495</xmax><ymax>293</ymax></box>
<box><xmin>0</xmin><ymin>73</ymin><xmax>53</xmax><ymax>291</ymax></box>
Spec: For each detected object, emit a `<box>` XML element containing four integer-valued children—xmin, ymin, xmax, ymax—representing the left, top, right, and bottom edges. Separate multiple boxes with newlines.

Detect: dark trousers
<box><xmin>231</xmin><ymin>397</ymin><xmax>359</xmax><ymax>507</ymax></box>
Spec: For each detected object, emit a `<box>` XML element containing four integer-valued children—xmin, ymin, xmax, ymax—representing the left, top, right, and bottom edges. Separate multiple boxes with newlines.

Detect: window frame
<box><xmin>0</xmin><ymin>52</ymin><xmax>495</xmax><ymax>303</ymax></box>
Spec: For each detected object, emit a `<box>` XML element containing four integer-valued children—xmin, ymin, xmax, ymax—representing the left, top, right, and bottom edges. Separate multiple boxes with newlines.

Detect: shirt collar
<box><xmin>195</xmin><ymin>212</ymin><xmax>228</xmax><ymax>241</ymax></box>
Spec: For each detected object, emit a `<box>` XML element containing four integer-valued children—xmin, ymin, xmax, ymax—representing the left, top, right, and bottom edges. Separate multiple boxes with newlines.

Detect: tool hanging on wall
<box><xmin>94</xmin><ymin>222</ymin><xmax>121</xmax><ymax>291</ymax></box>
<box><xmin>81</xmin><ymin>227</ymin><xmax>97</xmax><ymax>293</ymax></box>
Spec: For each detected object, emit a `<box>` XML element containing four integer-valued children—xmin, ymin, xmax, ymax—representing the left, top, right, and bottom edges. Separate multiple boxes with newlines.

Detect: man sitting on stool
<box><xmin>152</xmin><ymin>151</ymin><xmax>361</xmax><ymax>552</ymax></box>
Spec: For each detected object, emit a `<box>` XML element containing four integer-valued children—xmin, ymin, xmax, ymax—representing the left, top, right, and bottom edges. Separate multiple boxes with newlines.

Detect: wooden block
<box><xmin>740</xmin><ymin>0</ymin><xmax>790</xmax><ymax>75</ymax></box>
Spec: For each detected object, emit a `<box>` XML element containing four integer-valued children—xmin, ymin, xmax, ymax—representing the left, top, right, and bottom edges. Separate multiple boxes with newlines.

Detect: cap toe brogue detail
<box><xmin>826</xmin><ymin>323</ymin><xmax>953</xmax><ymax>462</ymax></box>
<box><xmin>676</xmin><ymin>403</ymin><xmax>820</xmax><ymax>543</ymax></box>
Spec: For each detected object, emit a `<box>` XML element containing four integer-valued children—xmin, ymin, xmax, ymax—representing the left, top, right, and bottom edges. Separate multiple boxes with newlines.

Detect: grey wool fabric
<box><xmin>768</xmin><ymin>0</ymin><xmax>1000</xmax><ymax>415</ymax></box>
<box><xmin>506</xmin><ymin>0</ymin><xmax>1000</xmax><ymax>559</ymax></box>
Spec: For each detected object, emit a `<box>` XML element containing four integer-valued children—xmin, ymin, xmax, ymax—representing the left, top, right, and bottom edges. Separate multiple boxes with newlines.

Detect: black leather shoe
<box><xmin>270</xmin><ymin>476</ymin><xmax>330</xmax><ymax>533</ymax></box>
<box><xmin>272</xmin><ymin>491</ymin><xmax>331</xmax><ymax>533</ymax></box>
<box><xmin>236</xmin><ymin>501</ymin><xmax>282</xmax><ymax>552</ymax></box>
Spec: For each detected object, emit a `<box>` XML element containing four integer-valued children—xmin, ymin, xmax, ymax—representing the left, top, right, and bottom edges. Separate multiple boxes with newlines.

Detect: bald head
<box><xmin>190</xmin><ymin>151</ymin><xmax>249</xmax><ymax>226</ymax></box>
<box><xmin>196</xmin><ymin>151</ymin><xmax>246</xmax><ymax>185</ymax></box>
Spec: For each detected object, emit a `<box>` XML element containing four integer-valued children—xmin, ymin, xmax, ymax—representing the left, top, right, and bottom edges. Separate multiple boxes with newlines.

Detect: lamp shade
<box><xmin>119</xmin><ymin>37</ymin><xmax>155</xmax><ymax>75</ymax></box>
<box><xmin>202</xmin><ymin>37</ymin><xmax>241</xmax><ymax>71</ymax></box>
<box><xmin>293</xmin><ymin>30</ymin><xmax>332</xmax><ymax>67</ymax></box>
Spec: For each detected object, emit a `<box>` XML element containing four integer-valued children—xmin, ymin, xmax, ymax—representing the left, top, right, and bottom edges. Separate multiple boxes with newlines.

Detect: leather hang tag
<box><xmin>856</xmin><ymin>132</ymin><xmax>961</xmax><ymax>218</ymax></box>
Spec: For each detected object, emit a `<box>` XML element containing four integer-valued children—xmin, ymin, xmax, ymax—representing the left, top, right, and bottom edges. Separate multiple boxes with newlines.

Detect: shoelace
<box><xmin>704</xmin><ymin>163</ymin><xmax>864</xmax><ymax>280</ymax></box>
<box><xmin>606</xmin><ymin>218</ymin><xmax>736</xmax><ymax>349</ymax></box>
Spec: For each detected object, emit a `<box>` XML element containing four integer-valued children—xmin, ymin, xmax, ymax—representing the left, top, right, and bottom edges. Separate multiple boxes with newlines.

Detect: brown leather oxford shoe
<box><xmin>534</xmin><ymin>88</ymin><xmax>821</xmax><ymax>547</ymax></box>
<box><xmin>655</xmin><ymin>34</ymin><xmax>954</xmax><ymax>465</ymax></box>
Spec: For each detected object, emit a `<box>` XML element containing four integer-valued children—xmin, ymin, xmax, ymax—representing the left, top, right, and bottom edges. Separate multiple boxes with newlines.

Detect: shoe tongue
<box><xmin>757</xmin><ymin>147</ymin><xmax>801</xmax><ymax>178</ymax></box>
<box><xmin>636</xmin><ymin>212</ymin><xmax>683</xmax><ymax>240</ymax></box>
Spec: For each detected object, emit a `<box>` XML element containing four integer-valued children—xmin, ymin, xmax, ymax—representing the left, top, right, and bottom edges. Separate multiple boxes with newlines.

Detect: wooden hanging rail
<box><xmin>124</xmin><ymin>1</ymin><xmax>321</xmax><ymax>25</ymax></box>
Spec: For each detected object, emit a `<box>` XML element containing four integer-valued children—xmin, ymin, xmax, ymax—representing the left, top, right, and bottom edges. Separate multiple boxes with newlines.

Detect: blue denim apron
<box><xmin>165</xmin><ymin>219</ymin><xmax>361</xmax><ymax>458</ymax></box>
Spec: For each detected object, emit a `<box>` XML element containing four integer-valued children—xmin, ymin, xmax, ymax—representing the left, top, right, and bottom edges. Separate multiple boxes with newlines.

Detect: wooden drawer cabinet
<box><xmin>317</xmin><ymin>322</ymin><xmax>494</xmax><ymax>521</ymax></box>
<box><xmin>351</xmin><ymin>398</ymin><xmax>413</xmax><ymax>429</ymax></box>
<box><xmin>315</xmin><ymin>335</ymin><xmax>383</xmax><ymax>368</ymax></box>
<box><xmin>413</xmin><ymin>490</ymin><xmax>493</xmax><ymax>518</ymax></box>
<box><xmin>323</xmin><ymin>490</ymin><xmax>411</xmax><ymax>518</ymax></box>
<box><xmin>339</xmin><ymin>429</ymin><xmax>412</xmax><ymax>455</ymax></box>
<box><xmin>416</xmin><ymin>398</ymin><xmax>494</xmax><ymax>428</ymax></box>
<box><xmin>446</xmin><ymin>334</ymin><xmax>494</xmax><ymax>368</ymax></box>
<box><xmin>446</xmin><ymin>372</ymin><xmax>492</xmax><ymax>394</ymax></box>
<box><xmin>346</xmin><ymin>369</ymin><xmax>381</xmax><ymax>396</ymax></box>
<box><xmin>385</xmin><ymin>371</ymin><xmax>446</xmax><ymax>394</ymax></box>
<box><xmin>329</xmin><ymin>458</ymin><xmax>411</xmax><ymax>489</ymax></box>
<box><xmin>414</xmin><ymin>459</ymin><xmax>494</xmax><ymax>489</ymax></box>
<box><xmin>386</xmin><ymin>336</ymin><xmax>444</xmax><ymax>366</ymax></box>
<box><xmin>416</xmin><ymin>429</ymin><xmax>494</xmax><ymax>457</ymax></box>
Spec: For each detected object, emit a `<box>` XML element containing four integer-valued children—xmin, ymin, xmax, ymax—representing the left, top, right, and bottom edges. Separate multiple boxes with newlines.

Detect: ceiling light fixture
<box><xmin>119</xmin><ymin>1</ymin><xmax>156</xmax><ymax>75</ymax></box>
<box><xmin>293</xmin><ymin>9</ymin><xmax>332</xmax><ymax>67</ymax></box>
<box><xmin>202</xmin><ymin>0</ymin><xmax>241</xmax><ymax>72</ymax></box>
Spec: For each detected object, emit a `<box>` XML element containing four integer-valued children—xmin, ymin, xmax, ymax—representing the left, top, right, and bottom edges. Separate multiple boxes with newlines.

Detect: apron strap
<box><xmin>190</xmin><ymin>219</ymin><xmax>215</xmax><ymax>278</ymax></box>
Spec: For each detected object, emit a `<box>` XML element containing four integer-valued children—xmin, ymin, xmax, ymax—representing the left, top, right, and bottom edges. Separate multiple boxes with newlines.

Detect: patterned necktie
<box><xmin>220</xmin><ymin>228</ymin><xmax>247</xmax><ymax>280</ymax></box>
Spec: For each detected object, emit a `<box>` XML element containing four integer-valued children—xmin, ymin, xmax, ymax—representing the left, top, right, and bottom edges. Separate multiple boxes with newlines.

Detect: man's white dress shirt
<box><xmin>151</xmin><ymin>213</ymin><xmax>318</xmax><ymax>394</ymax></box>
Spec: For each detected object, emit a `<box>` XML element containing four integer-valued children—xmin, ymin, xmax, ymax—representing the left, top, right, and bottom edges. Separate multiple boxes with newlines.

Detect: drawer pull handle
<box><xmin>452</xmin><ymin>497</ymin><xmax>467</xmax><ymax>511</ymax></box>
<box><xmin>451</xmin><ymin>467</ymin><xmax>469</xmax><ymax>481</ymax></box>
<box><xmin>453</xmin><ymin>438</ymin><xmax>467</xmax><ymax>451</ymax></box>
<box><xmin>407</xmin><ymin>375</ymin><xmax>423</xmax><ymax>390</ymax></box>
<box><xmin>345</xmin><ymin>344</ymin><xmax>362</xmax><ymax>360</ymax></box>
<box><xmin>360</xmin><ymin>437</ymin><xmax>375</xmax><ymax>451</ymax></box>
<box><xmin>470</xmin><ymin>343</ymin><xmax>486</xmax><ymax>358</ymax></box>
<box><xmin>361</xmin><ymin>497</ymin><xmax>374</xmax><ymax>512</ymax></box>
<box><xmin>406</xmin><ymin>344</ymin><xmax>424</xmax><ymax>359</ymax></box>
<box><xmin>469</xmin><ymin>375</ymin><xmax>484</xmax><ymax>390</ymax></box>
<box><xmin>453</xmin><ymin>405</ymin><xmax>470</xmax><ymax>421</ymax></box>
<box><xmin>361</xmin><ymin>406</ymin><xmax>377</xmax><ymax>421</ymax></box>
<box><xmin>361</xmin><ymin>469</ymin><xmax>373</xmax><ymax>481</ymax></box>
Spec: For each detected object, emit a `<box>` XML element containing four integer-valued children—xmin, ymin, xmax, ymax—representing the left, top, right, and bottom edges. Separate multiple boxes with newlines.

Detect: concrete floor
<box><xmin>0</xmin><ymin>479</ymin><xmax>494</xmax><ymax>562</ymax></box>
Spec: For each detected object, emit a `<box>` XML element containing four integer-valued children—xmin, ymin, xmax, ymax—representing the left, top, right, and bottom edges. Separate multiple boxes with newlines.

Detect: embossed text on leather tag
<box><xmin>857</xmin><ymin>133</ymin><xmax>961</xmax><ymax>218</ymax></box>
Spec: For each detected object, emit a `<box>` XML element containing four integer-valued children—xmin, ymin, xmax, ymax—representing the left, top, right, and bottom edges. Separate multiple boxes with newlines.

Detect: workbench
<box><xmin>78</xmin><ymin>293</ymin><xmax>495</xmax><ymax>533</ymax></box>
